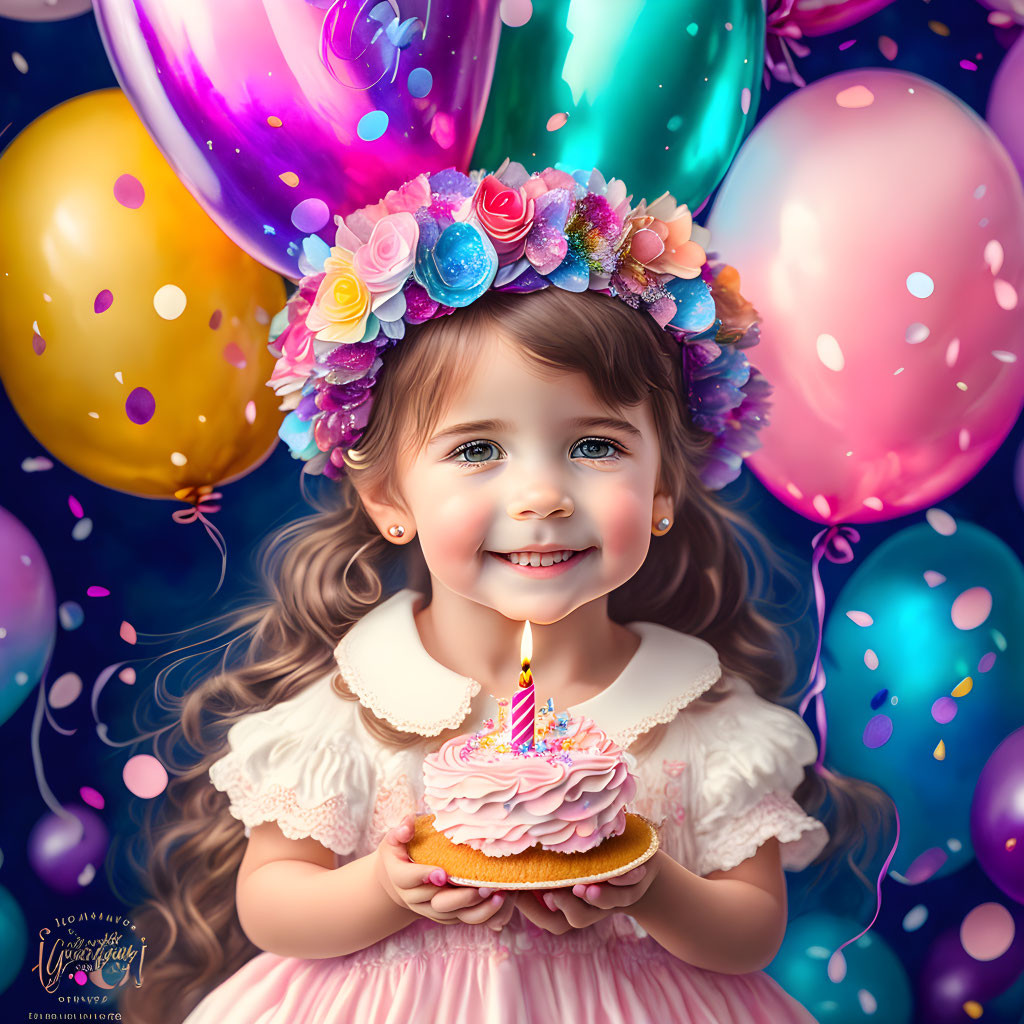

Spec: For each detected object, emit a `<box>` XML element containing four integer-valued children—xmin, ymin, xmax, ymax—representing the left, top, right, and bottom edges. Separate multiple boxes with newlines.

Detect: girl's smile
<box><xmin>486</xmin><ymin>546</ymin><xmax>594</xmax><ymax>576</ymax></box>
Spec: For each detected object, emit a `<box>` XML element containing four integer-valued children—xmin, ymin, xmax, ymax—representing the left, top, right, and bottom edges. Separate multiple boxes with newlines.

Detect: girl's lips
<box><xmin>487</xmin><ymin>548</ymin><xmax>591</xmax><ymax>578</ymax></box>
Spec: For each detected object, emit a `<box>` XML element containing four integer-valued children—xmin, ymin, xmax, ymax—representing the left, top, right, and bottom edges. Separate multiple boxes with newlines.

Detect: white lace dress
<box><xmin>183</xmin><ymin>589</ymin><xmax>829</xmax><ymax>1024</ymax></box>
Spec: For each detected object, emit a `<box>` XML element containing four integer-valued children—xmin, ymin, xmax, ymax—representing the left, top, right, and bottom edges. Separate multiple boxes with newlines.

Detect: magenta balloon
<box><xmin>707</xmin><ymin>69</ymin><xmax>1024</xmax><ymax>525</ymax></box>
<box><xmin>93</xmin><ymin>0</ymin><xmax>501</xmax><ymax>280</ymax></box>
<box><xmin>0</xmin><ymin>506</ymin><xmax>56</xmax><ymax>728</ymax></box>
<box><xmin>988</xmin><ymin>32</ymin><xmax>1024</xmax><ymax>183</ymax></box>
<box><xmin>788</xmin><ymin>0</ymin><xmax>895</xmax><ymax>36</ymax></box>
<box><xmin>971</xmin><ymin>727</ymin><xmax>1024</xmax><ymax>904</ymax></box>
<box><xmin>0</xmin><ymin>0</ymin><xmax>91</xmax><ymax>20</ymax></box>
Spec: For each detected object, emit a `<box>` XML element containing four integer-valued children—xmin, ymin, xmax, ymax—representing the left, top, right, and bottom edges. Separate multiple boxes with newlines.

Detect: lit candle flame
<box><xmin>520</xmin><ymin>620</ymin><xmax>532</xmax><ymax>667</ymax></box>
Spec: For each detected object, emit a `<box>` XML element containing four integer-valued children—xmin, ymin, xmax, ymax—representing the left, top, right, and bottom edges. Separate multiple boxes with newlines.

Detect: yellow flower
<box><xmin>305</xmin><ymin>248</ymin><xmax>372</xmax><ymax>344</ymax></box>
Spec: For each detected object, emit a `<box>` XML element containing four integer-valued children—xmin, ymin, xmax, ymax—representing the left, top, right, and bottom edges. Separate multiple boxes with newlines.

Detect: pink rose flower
<box><xmin>382</xmin><ymin>173</ymin><xmax>431</xmax><ymax>214</ymax></box>
<box><xmin>472</xmin><ymin>174</ymin><xmax>536</xmax><ymax>262</ymax></box>
<box><xmin>268</xmin><ymin>275</ymin><xmax>322</xmax><ymax>394</ymax></box>
<box><xmin>352</xmin><ymin>211</ymin><xmax>419</xmax><ymax>301</ymax></box>
<box><xmin>623</xmin><ymin>201</ymin><xmax>706</xmax><ymax>280</ymax></box>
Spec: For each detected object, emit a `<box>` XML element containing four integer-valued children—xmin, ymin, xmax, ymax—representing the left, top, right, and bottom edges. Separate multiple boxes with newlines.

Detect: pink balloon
<box><xmin>988</xmin><ymin>32</ymin><xmax>1024</xmax><ymax>183</ymax></box>
<box><xmin>787</xmin><ymin>0</ymin><xmax>895</xmax><ymax>36</ymax></box>
<box><xmin>707</xmin><ymin>70</ymin><xmax>1024</xmax><ymax>525</ymax></box>
<box><xmin>94</xmin><ymin>0</ymin><xmax>501</xmax><ymax>280</ymax></box>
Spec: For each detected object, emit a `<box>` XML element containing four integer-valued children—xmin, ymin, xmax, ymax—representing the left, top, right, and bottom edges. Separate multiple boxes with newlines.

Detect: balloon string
<box><xmin>799</xmin><ymin>524</ymin><xmax>901</xmax><ymax>983</ymax></box>
<box><xmin>30</xmin><ymin>646</ymin><xmax>85</xmax><ymax>843</ymax></box>
<box><xmin>171</xmin><ymin>490</ymin><xmax>228</xmax><ymax>596</ymax></box>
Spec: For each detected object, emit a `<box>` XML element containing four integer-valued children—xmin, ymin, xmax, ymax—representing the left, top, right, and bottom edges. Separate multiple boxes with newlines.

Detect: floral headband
<box><xmin>266</xmin><ymin>160</ymin><xmax>770</xmax><ymax>491</ymax></box>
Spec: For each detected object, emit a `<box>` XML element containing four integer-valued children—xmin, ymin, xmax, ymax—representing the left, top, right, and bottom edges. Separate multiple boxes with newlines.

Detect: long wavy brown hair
<box><xmin>113</xmin><ymin>287</ymin><xmax>896</xmax><ymax>1023</ymax></box>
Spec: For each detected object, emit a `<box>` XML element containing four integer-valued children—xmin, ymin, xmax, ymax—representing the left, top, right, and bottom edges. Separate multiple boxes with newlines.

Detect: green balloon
<box><xmin>472</xmin><ymin>0</ymin><xmax>765</xmax><ymax>210</ymax></box>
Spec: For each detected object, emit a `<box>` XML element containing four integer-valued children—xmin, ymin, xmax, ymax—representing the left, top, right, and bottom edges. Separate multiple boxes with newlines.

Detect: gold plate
<box><xmin>407</xmin><ymin>812</ymin><xmax>660</xmax><ymax>890</ymax></box>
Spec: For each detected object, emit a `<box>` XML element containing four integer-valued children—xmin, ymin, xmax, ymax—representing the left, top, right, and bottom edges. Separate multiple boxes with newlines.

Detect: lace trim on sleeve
<box><xmin>335</xmin><ymin>639</ymin><xmax>480</xmax><ymax>737</ymax></box>
<box><xmin>696</xmin><ymin>791</ymin><xmax>829</xmax><ymax>877</ymax></box>
<box><xmin>615</xmin><ymin>661</ymin><xmax>722</xmax><ymax>749</ymax></box>
<box><xmin>210</xmin><ymin>757</ymin><xmax>361</xmax><ymax>856</ymax></box>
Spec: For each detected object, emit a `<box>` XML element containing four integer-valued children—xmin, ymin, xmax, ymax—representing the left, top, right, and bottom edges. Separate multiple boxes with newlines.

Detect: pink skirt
<box><xmin>181</xmin><ymin>917</ymin><xmax>819</xmax><ymax>1024</ymax></box>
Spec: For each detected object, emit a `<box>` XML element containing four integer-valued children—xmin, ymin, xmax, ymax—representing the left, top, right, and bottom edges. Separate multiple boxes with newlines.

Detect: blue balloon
<box><xmin>766</xmin><ymin>911</ymin><xmax>912</xmax><ymax>1024</ymax></box>
<box><xmin>821</xmin><ymin>521</ymin><xmax>1024</xmax><ymax>881</ymax></box>
<box><xmin>0</xmin><ymin>884</ymin><xmax>28</xmax><ymax>996</ymax></box>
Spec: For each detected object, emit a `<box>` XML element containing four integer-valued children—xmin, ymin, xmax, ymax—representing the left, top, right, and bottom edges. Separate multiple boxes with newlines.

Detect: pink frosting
<box><xmin>422</xmin><ymin>712</ymin><xmax>638</xmax><ymax>857</ymax></box>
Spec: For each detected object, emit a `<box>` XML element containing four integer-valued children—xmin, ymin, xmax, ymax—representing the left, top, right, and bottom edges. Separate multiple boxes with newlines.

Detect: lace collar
<box><xmin>333</xmin><ymin>588</ymin><xmax>722</xmax><ymax>747</ymax></box>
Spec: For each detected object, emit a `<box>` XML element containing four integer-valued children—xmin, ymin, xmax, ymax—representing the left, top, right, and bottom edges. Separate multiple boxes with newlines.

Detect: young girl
<box><xmin>117</xmin><ymin>166</ymin><xmax>893</xmax><ymax>1024</ymax></box>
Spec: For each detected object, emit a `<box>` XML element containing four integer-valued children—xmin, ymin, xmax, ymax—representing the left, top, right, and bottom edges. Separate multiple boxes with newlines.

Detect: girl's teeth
<box><xmin>505</xmin><ymin>550</ymin><xmax>573</xmax><ymax>566</ymax></box>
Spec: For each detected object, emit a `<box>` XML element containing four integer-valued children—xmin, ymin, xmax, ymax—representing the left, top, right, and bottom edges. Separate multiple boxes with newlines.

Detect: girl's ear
<box><xmin>653</xmin><ymin>491</ymin><xmax>674</xmax><ymax>530</ymax></box>
<box><xmin>349</xmin><ymin>475</ymin><xmax>417</xmax><ymax>545</ymax></box>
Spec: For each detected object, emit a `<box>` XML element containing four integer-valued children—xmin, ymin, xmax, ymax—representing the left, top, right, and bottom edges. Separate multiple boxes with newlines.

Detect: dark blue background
<box><xmin>1</xmin><ymin>1</ymin><xmax>1023</xmax><ymax>1020</ymax></box>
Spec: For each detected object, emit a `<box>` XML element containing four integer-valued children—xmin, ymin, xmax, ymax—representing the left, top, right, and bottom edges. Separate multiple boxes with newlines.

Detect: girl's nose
<box><xmin>507</xmin><ymin>484</ymin><xmax>574</xmax><ymax>520</ymax></box>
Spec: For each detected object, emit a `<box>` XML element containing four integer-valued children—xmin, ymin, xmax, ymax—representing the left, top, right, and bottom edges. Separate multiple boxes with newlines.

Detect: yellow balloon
<box><xmin>0</xmin><ymin>89</ymin><xmax>286</xmax><ymax>499</ymax></box>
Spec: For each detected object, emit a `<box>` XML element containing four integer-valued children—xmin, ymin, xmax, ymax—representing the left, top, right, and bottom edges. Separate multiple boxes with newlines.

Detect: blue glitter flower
<box><xmin>414</xmin><ymin>221</ymin><xmax>498</xmax><ymax>307</ymax></box>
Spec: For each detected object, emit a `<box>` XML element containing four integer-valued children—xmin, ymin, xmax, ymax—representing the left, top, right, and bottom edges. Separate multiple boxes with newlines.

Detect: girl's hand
<box><xmin>374</xmin><ymin>813</ymin><xmax>508</xmax><ymax>927</ymax></box>
<box><xmin>512</xmin><ymin>862</ymin><xmax>656</xmax><ymax>934</ymax></box>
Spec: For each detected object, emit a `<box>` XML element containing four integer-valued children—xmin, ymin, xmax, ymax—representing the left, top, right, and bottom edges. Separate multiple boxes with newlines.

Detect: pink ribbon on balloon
<box><xmin>797</xmin><ymin>523</ymin><xmax>902</xmax><ymax>984</ymax></box>
<box><xmin>171</xmin><ymin>487</ymin><xmax>228</xmax><ymax>596</ymax></box>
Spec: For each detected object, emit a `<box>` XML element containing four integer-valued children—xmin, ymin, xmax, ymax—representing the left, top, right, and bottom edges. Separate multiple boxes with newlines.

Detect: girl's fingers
<box><xmin>455</xmin><ymin>892</ymin><xmax>506</xmax><ymax>925</ymax></box>
<box><xmin>430</xmin><ymin>885</ymin><xmax>493</xmax><ymax>915</ymax></box>
<box><xmin>606</xmin><ymin>866</ymin><xmax>647</xmax><ymax>886</ymax></box>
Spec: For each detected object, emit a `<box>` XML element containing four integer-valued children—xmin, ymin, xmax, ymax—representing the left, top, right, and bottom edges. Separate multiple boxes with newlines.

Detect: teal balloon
<box><xmin>0</xmin><ymin>884</ymin><xmax>28</xmax><ymax>996</ymax></box>
<box><xmin>821</xmin><ymin>521</ymin><xmax>1024</xmax><ymax>881</ymax></box>
<box><xmin>472</xmin><ymin>0</ymin><xmax>764</xmax><ymax>210</ymax></box>
<box><xmin>765</xmin><ymin>912</ymin><xmax>912</xmax><ymax>1023</ymax></box>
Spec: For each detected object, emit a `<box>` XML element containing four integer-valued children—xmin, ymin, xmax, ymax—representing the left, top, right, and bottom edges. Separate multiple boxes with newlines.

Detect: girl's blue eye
<box><xmin>451</xmin><ymin>441</ymin><xmax>503</xmax><ymax>464</ymax></box>
<box><xmin>571</xmin><ymin>437</ymin><xmax>623</xmax><ymax>460</ymax></box>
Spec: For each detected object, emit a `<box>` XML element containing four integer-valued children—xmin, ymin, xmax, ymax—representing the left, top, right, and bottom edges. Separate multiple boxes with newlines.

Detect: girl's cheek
<box><xmin>424</xmin><ymin>492</ymin><xmax>493</xmax><ymax>565</ymax></box>
<box><xmin>599</xmin><ymin>490</ymin><xmax>650</xmax><ymax>561</ymax></box>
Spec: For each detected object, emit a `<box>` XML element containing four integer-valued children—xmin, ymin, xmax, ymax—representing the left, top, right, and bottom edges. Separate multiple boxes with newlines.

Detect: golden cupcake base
<box><xmin>407</xmin><ymin>812</ymin><xmax>660</xmax><ymax>890</ymax></box>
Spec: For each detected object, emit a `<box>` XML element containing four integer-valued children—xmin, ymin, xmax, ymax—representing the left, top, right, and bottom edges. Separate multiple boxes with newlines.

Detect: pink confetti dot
<box><xmin>951</xmin><ymin>587</ymin><xmax>992</xmax><ymax>630</ymax></box>
<box><xmin>961</xmin><ymin>903</ymin><xmax>1014</xmax><ymax>961</ymax></box>
<box><xmin>924</xmin><ymin>571</ymin><xmax>947</xmax><ymax>588</ymax></box>
<box><xmin>878</xmin><ymin>35</ymin><xmax>898</xmax><ymax>61</ymax></box>
<box><xmin>118</xmin><ymin>666</ymin><xmax>136</xmax><ymax>685</ymax></box>
<box><xmin>209</xmin><ymin>309</ymin><xmax>223</xmax><ymax>330</ymax></box>
<box><xmin>120</xmin><ymin>621</ymin><xmax>137</xmax><ymax>645</ymax></box>
<box><xmin>68</xmin><ymin>495</ymin><xmax>84</xmax><ymax>518</ymax></box>
<box><xmin>960</xmin><ymin>59</ymin><xmax>978</xmax><ymax>72</ymax></box>
<box><xmin>125</xmin><ymin>386</ymin><xmax>156</xmax><ymax>425</ymax></box>
<box><xmin>80</xmin><ymin>786</ymin><xmax>105</xmax><ymax>809</ymax></box>
<box><xmin>94</xmin><ymin>289</ymin><xmax>113</xmax><ymax>314</ymax></box>
<box><xmin>49</xmin><ymin>672</ymin><xmax>83</xmax><ymax>709</ymax></box>
<box><xmin>123</xmin><ymin>754</ymin><xmax>169</xmax><ymax>799</ymax></box>
<box><xmin>926</xmin><ymin>508</ymin><xmax>957</xmax><ymax>535</ymax></box>
<box><xmin>994</xmin><ymin>279</ymin><xmax>1018</xmax><ymax>310</ymax></box>
<box><xmin>113</xmin><ymin>174</ymin><xmax>145</xmax><ymax>209</ymax></box>
<box><xmin>740</xmin><ymin>87</ymin><xmax>751</xmax><ymax>115</ymax></box>
<box><xmin>32</xmin><ymin>330</ymin><xmax>46</xmax><ymax>355</ymax></box>
<box><xmin>499</xmin><ymin>0</ymin><xmax>532</xmax><ymax>27</ymax></box>
<box><xmin>74</xmin><ymin>970</ymin><xmax>88</xmax><ymax>986</ymax></box>
<box><xmin>546</xmin><ymin>112</ymin><xmax>569</xmax><ymax>132</ymax></box>
<box><xmin>864</xmin><ymin>648</ymin><xmax>879</xmax><ymax>670</ymax></box>
<box><xmin>86</xmin><ymin>585</ymin><xmax>110</xmax><ymax>598</ymax></box>
<box><xmin>223</xmin><ymin>342</ymin><xmax>247</xmax><ymax>368</ymax></box>
<box><xmin>846</xmin><ymin>610</ymin><xmax>873</xmax><ymax>627</ymax></box>
<box><xmin>430</xmin><ymin>111</ymin><xmax>455</xmax><ymax>149</ymax></box>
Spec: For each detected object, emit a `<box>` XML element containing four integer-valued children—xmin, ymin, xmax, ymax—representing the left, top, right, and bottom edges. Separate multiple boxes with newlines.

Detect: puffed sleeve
<box><xmin>208</xmin><ymin>676</ymin><xmax>375</xmax><ymax>856</ymax></box>
<box><xmin>689</xmin><ymin>675</ymin><xmax>829</xmax><ymax>876</ymax></box>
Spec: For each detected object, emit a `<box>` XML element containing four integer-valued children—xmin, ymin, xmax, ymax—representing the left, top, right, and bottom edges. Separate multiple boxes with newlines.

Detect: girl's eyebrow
<box><xmin>429</xmin><ymin>416</ymin><xmax>643</xmax><ymax>447</ymax></box>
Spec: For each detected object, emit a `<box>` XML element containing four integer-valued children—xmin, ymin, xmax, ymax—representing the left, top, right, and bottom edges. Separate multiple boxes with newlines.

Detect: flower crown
<box><xmin>267</xmin><ymin>160</ymin><xmax>770</xmax><ymax>491</ymax></box>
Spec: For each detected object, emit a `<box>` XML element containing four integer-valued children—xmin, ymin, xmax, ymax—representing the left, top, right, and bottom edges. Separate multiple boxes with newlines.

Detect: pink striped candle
<box><xmin>510</xmin><ymin>621</ymin><xmax>535</xmax><ymax>752</ymax></box>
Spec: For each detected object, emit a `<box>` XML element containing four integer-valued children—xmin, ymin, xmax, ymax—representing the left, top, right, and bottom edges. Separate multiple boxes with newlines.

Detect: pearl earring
<box><xmin>387</xmin><ymin>524</ymin><xmax>405</xmax><ymax>538</ymax></box>
<box><xmin>652</xmin><ymin>517</ymin><xmax>671</xmax><ymax>536</ymax></box>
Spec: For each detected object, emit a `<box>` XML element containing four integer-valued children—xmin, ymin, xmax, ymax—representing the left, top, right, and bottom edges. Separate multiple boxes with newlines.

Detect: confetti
<box><xmin>68</xmin><ymin>496</ymin><xmax>84</xmax><ymax>519</ymax></box>
<box><xmin>79</xmin><ymin>787</ymin><xmax>105</xmax><ymax>810</ymax></box>
<box><xmin>357</xmin><ymin>110</ymin><xmax>389</xmax><ymax>142</ymax></box>
<box><xmin>49</xmin><ymin>672</ymin><xmax>83</xmax><ymax>709</ymax></box>
<box><xmin>924</xmin><ymin>570</ymin><xmax>947</xmax><ymax>587</ymax></box>
<box><xmin>978</xmin><ymin>652</ymin><xmax>996</xmax><ymax>673</ymax></box>
<box><xmin>245</xmin><ymin>400</ymin><xmax>257</xmax><ymax>424</ymax></box>
<box><xmin>740</xmin><ymin>87</ymin><xmax>751</xmax><ymax>115</ymax></box>
<box><xmin>816</xmin><ymin>333</ymin><xmax>844</xmax><ymax>371</ymax></box>
<box><xmin>546</xmin><ymin>112</ymin><xmax>568</xmax><ymax>132</ymax></box>
<box><xmin>125</xmin><ymin>387</ymin><xmax>156</xmax><ymax>425</ymax></box>
<box><xmin>961</xmin><ymin>903</ymin><xmax>1015</xmax><ymax>962</ymax></box>
<box><xmin>59</xmin><ymin>601</ymin><xmax>84</xmax><ymax>630</ymax></box>
<box><xmin>864</xmin><ymin>648</ymin><xmax>879</xmax><ymax>670</ymax></box>
<box><xmin>951</xmin><ymin>587</ymin><xmax>992</xmax><ymax>630</ymax></box>
<box><xmin>86</xmin><ymin>585</ymin><xmax>110</xmax><ymax>598</ymax></box>
<box><xmin>291</xmin><ymin>198</ymin><xmax>330</xmax><ymax>232</ymax></box>
<box><xmin>430</xmin><ymin>112</ymin><xmax>455</xmax><ymax>149</ymax></box>
<box><xmin>931</xmin><ymin>696</ymin><xmax>957</xmax><ymax>724</ymax></box>
<box><xmin>925</xmin><ymin>508</ymin><xmax>957</xmax><ymax>535</ymax></box>
<box><xmin>902</xmin><ymin>905</ymin><xmax>929</xmax><ymax>932</ymax></box>
<box><xmin>862</xmin><ymin>714</ymin><xmax>892</xmax><ymax>748</ymax></box>
<box><xmin>21</xmin><ymin>456</ymin><xmax>53</xmax><ymax>472</ymax></box>
<box><xmin>905</xmin><ymin>322</ymin><xmax>930</xmax><ymax>344</ymax></box>
<box><xmin>154</xmin><ymin>284</ymin><xmax>187</xmax><ymax>320</ymax></box>
<box><xmin>408</xmin><ymin>67</ymin><xmax>433</xmax><ymax>97</ymax></box>
<box><xmin>835</xmin><ymin>85</ymin><xmax>874</xmax><ymax>109</ymax></box>
<box><xmin>120</xmin><ymin>621</ymin><xmax>137</xmax><ymax>645</ymax></box>
<box><xmin>123</xmin><ymin>754</ymin><xmax>169</xmax><ymax>799</ymax></box>
<box><xmin>94</xmin><ymin>289</ymin><xmax>113</xmax><ymax>314</ymax></box>
<box><xmin>119</xmin><ymin>667</ymin><xmax>136</xmax><ymax>685</ymax></box>
<box><xmin>279</xmin><ymin>171</ymin><xmax>300</xmax><ymax>187</ymax></box>
<box><xmin>12</xmin><ymin>51</ymin><xmax>27</xmax><ymax>73</ymax></box>
<box><xmin>71</xmin><ymin>518</ymin><xmax>92</xmax><ymax>542</ymax></box>
<box><xmin>906</xmin><ymin>272</ymin><xmax>934</xmax><ymax>298</ymax></box>
<box><xmin>878</xmin><ymin>36</ymin><xmax>897</xmax><ymax>61</ymax></box>
<box><xmin>113</xmin><ymin>174</ymin><xmax>145</xmax><ymax>209</ymax></box>
<box><xmin>209</xmin><ymin>309</ymin><xmax>223</xmax><ymax>330</ymax></box>
<box><xmin>994</xmin><ymin>279</ymin><xmax>1018</xmax><ymax>310</ymax></box>
<box><xmin>170</xmin><ymin>451</ymin><xmax>188</xmax><ymax>466</ymax></box>
<box><xmin>928</xmin><ymin>21</ymin><xmax>951</xmax><ymax>37</ymax></box>
<box><xmin>267</xmin><ymin>115</ymin><xmax>283</xmax><ymax>127</ymax></box>
<box><xmin>960</xmin><ymin>60</ymin><xmax>978</xmax><ymax>72</ymax></box>
<box><xmin>499</xmin><ymin>0</ymin><xmax>532</xmax><ymax>27</ymax></box>
<box><xmin>846</xmin><ymin>610</ymin><xmax>873</xmax><ymax>627</ymax></box>
<box><xmin>223</xmin><ymin>342</ymin><xmax>247</xmax><ymax>368</ymax></box>
<box><xmin>952</xmin><ymin>677</ymin><xmax>973</xmax><ymax>697</ymax></box>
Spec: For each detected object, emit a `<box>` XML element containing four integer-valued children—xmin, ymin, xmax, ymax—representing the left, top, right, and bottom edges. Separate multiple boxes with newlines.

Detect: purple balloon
<box><xmin>93</xmin><ymin>0</ymin><xmax>501</xmax><ymax>280</ymax></box>
<box><xmin>0</xmin><ymin>506</ymin><xmax>56</xmax><ymax>728</ymax></box>
<box><xmin>28</xmin><ymin>805</ymin><xmax>110</xmax><ymax>896</ymax></box>
<box><xmin>989</xmin><ymin>31</ymin><xmax>1024</xmax><ymax>184</ymax></box>
<box><xmin>918</xmin><ymin>908</ymin><xmax>1024</xmax><ymax>1023</ymax></box>
<box><xmin>971</xmin><ymin>726</ymin><xmax>1024</xmax><ymax>904</ymax></box>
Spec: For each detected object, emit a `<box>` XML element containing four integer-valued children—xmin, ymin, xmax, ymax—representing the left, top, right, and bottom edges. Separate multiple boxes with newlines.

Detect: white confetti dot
<box><xmin>993</xmin><ymin>350</ymin><xmax>1017</xmax><ymax>363</ymax></box>
<box><xmin>905</xmin><ymin>322</ymin><xmax>930</xmax><ymax>344</ymax></box>
<box><xmin>906</xmin><ymin>272</ymin><xmax>934</xmax><ymax>298</ymax></box>
<box><xmin>903</xmin><ymin>905</ymin><xmax>928</xmax><ymax>931</ymax></box>
<box><xmin>974</xmin><ymin>184</ymin><xmax>987</xmax><ymax>199</ymax></box>
<box><xmin>12</xmin><ymin>52</ymin><xmax>28</xmax><ymax>74</ymax></box>
<box><xmin>864</xmin><ymin>649</ymin><xmax>879</xmax><ymax>670</ymax></box>
<box><xmin>994</xmin><ymin>279</ymin><xmax>1018</xmax><ymax>310</ymax></box>
<box><xmin>245</xmin><ymin>400</ymin><xmax>256</xmax><ymax>424</ymax></box>
<box><xmin>857</xmin><ymin>989</ymin><xmax>878</xmax><ymax>1014</ymax></box>
<box><xmin>154</xmin><ymin>284</ymin><xmax>187</xmax><ymax>320</ymax></box>
<box><xmin>984</xmin><ymin>240</ymin><xmax>1004</xmax><ymax>275</ymax></box>
<box><xmin>926</xmin><ymin>508</ymin><xmax>957</xmax><ymax>535</ymax></box>
<box><xmin>816</xmin><ymin>333</ymin><xmax>844</xmax><ymax>371</ymax></box>
<box><xmin>170</xmin><ymin>451</ymin><xmax>188</xmax><ymax>466</ymax></box>
<box><xmin>15</xmin><ymin>671</ymin><xmax>29</xmax><ymax>686</ymax></box>
<box><xmin>71</xmin><ymin>518</ymin><xmax>93</xmax><ymax>541</ymax></box>
<box><xmin>846</xmin><ymin>611</ymin><xmax>874</xmax><ymax>627</ymax></box>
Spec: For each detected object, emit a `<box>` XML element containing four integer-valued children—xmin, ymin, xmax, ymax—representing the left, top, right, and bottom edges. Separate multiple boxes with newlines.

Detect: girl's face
<box><xmin>376</xmin><ymin>330</ymin><xmax>673</xmax><ymax>625</ymax></box>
